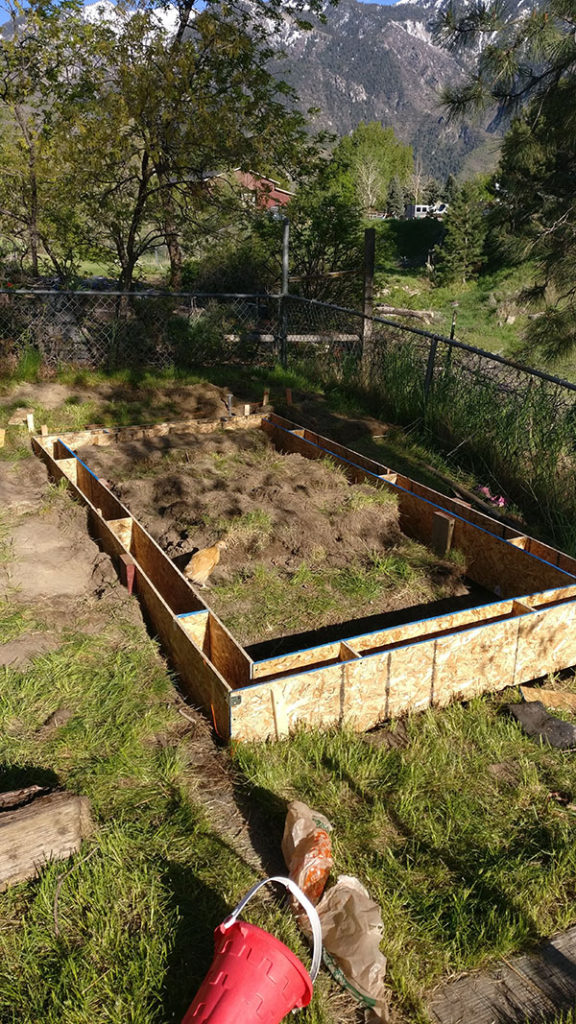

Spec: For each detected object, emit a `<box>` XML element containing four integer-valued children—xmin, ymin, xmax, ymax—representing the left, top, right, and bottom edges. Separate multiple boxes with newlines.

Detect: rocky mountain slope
<box><xmin>271</xmin><ymin>0</ymin><xmax>502</xmax><ymax>177</ymax></box>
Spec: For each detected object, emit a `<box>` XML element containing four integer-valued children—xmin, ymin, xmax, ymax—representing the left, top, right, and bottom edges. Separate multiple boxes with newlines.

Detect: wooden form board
<box><xmin>32</xmin><ymin>412</ymin><xmax>576</xmax><ymax>742</ymax></box>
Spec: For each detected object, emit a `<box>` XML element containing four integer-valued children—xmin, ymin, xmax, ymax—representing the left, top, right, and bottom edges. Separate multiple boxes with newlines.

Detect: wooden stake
<box><xmin>26</xmin><ymin>413</ymin><xmax>35</xmax><ymax>433</ymax></box>
<box><xmin>243</xmin><ymin>403</ymin><xmax>251</xmax><ymax>417</ymax></box>
<box><xmin>286</xmin><ymin>388</ymin><xmax>293</xmax><ymax>405</ymax></box>
<box><xmin>0</xmin><ymin>429</ymin><xmax>5</xmax><ymax>449</ymax></box>
<box><xmin>41</xmin><ymin>424</ymin><xmax>48</xmax><ymax>436</ymax></box>
<box><xmin>119</xmin><ymin>552</ymin><xmax>136</xmax><ymax>595</ymax></box>
<box><xmin>263</xmin><ymin>388</ymin><xmax>270</xmax><ymax>406</ymax></box>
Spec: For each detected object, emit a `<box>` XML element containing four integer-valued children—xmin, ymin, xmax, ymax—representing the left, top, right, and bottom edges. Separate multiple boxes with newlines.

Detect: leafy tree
<box><xmin>333</xmin><ymin>121</ymin><xmax>412</xmax><ymax>215</ymax></box>
<box><xmin>435</xmin><ymin>0</ymin><xmax>576</xmax><ymax>359</ymax></box>
<box><xmin>0</xmin><ymin>0</ymin><xmax>101</xmax><ymax>279</ymax></box>
<box><xmin>0</xmin><ymin>0</ymin><xmax>325</xmax><ymax>289</ymax></box>
<box><xmin>434</xmin><ymin>181</ymin><xmax>486</xmax><ymax>284</ymax></box>
<box><xmin>386</xmin><ymin>177</ymin><xmax>405</xmax><ymax>219</ymax></box>
<box><xmin>286</xmin><ymin>177</ymin><xmax>364</xmax><ymax>304</ymax></box>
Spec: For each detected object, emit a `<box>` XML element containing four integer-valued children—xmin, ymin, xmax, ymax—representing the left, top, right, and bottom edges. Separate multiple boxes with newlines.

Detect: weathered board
<box><xmin>427</xmin><ymin>925</ymin><xmax>576</xmax><ymax>1024</ymax></box>
<box><xmin>31</xmin><ymin>412</ymin><xmax>576</xmax><ymax>742</ymax></box>
<box><xmin>0</xmin><ymin>792</ymin><xmax>92</xmax><ymax>890</ymax></box>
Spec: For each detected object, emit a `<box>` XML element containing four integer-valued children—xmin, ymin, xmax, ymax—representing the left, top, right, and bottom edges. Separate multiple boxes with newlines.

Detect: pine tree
<box><xmin>386</xmin><ymin>177</ymin><xmax>405</xmax><ymax>219</ymax></box>
<box><xmin>435</xmin><ymin>0</ymin><xmax>576</xmax><ymax>359</ymax></box>
<box><xmin>434</xmin><ymin>182</ymin><xmax>486</xmax><ymax>284</ymax></box>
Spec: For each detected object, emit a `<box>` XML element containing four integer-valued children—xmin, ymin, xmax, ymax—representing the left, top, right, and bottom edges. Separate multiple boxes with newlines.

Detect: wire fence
<box><xmin>281</xmin><ymin>294</ymin><xmax>576</xmax><ymax>548</ymax></box>
<box><xmin>2</xmin><ymin>287</ymin><xmax>576</xmax><ymax>546</ymax></box>
<box><xmin>0</xmin><ymin>290</ymin><xmax>278</xmax><ymax>370</ymax></box>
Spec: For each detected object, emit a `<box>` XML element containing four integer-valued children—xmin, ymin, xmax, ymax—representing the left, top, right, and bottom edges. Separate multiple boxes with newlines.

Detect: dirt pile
<box><xmin>77</xmin><ymin>428</ymin><xmax>468</xmax><ymax>644</ymax></box>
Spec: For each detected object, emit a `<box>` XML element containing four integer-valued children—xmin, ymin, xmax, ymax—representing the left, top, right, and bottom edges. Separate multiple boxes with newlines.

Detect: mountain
<box><xmin>2</xmin><ymin>0</ymin><xmax>512</xmax><ymax>179</ymax></box>
<box><xmin>270</xmin><ymin>0</ymin><xmax>504</xmax><ymax>178</ymax></box>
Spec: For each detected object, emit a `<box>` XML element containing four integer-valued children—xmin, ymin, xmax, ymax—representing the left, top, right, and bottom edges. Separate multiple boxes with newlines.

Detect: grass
<box><xmin>0</xmin><ymin>611</ymin><xmax>334</xmax><ymax>1023</ymax></box>
<box><xmin>211</xmin><ymin>542</ymin><xmax>446</xmax><ymax>645</ymax></box>
<box><xmin>232</xmin><ymin>685</ymin><xmax>576</xmax><ymax>1020</ymax></box>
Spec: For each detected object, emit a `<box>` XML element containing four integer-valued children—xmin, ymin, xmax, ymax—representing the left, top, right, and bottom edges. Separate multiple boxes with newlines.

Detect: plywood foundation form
<box><xmin>32</xmin><ymin>411</ymin><xmax>576</xmax><ymax>742</ymax></box>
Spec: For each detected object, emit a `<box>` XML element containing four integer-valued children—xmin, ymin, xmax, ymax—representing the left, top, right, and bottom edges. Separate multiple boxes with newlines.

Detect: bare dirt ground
<box><xmin>75</xmin><ymin>427</ymin><xmax>470</xmax><ymax>646</ymax></box>
<box><xmin>0</xmin><ymin>455</ymin><xmax>288</xmax><ymax>895</ymax></box>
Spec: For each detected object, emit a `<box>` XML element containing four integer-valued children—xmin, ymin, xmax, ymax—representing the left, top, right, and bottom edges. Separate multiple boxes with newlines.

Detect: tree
<box><xmin>435</xmin><ymin>0</ymin><xmax>576</xmax><ymax>359</ymax></box>
<box><xmin>386</xmin><ymin>177</ymin><xmax>405</xmax><ymax>219</ymax></box>
<box><xmin>434</xmin><ymin>181</ymin><xmax>486</xmax><ymax>284</ymax></box>
<box><xmin>0</xmin><ymin>0</ymin><xmax>324</xmax><ymax>289</ymax></box>
<box><xmin>286</xmin><ymin>177</ymin><xmax>364</xmax><ymax>304</ymax></box>
<box><xmin>0</xmin><ymin>0</ymin><xmax>101</xmax><ymax>279</ymax></box>
<box><xmin>332</xmin><ymin>121</ymin><xmax>412</xmax><ymax>215</ymax></box>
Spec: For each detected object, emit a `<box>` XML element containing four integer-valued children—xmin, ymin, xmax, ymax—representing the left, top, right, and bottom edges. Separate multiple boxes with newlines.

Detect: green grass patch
<box><xmin>0</xmin><ymin>621</ymin><xmax>332</xmax><ymax>1023</ymax></box>
<box><xmin>0</xmin><ymin>601</ymin><xmax>40</xmax><ymax>643</ymax></box>
<box><xmin>211</xmin><ymin>544</ymin><xmax>440</xmax><ymax>645</ymax></box>
<box><xmin>233</xmin><ymin>688</ymin><xmax>576</xmax><ymax>1019</ymax></box>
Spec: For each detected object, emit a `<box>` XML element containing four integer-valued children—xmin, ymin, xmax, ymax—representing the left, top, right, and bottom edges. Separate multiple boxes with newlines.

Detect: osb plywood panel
<box><xmin>515</xmin><ymin>600</ymin><xmax>576</xmax><ymax>682</ymax></box>
<box><xmin>135</xmin><ymin>570</ymin><xmax>231</xmax><ymax>736</ymax></box>
<box><xmin>209</xmin><ymin>615</ymin><xmax>252</xmax><ymax>689</ymax></box>
<box><xmin>131</xmin><ymin>521</ymin><xmax>205</xmax><ymax>616</ymax></box>
<box><xmin>232</xmin><ymin>665</ymin><xmax>345</xmax><ymax>741</ymax></box>
<box><xmin>179</xmin><ymin>611</ymin><xmax>210</xmax><ymax>653</ymax></box>
<box><xmin>433</xmin><ymin>616</ymin><xmax>519</xmax><ymax>698</ymax></box>
<box><xmin>348</xmin><ymin>600</ymin><xmax>516</xmax><ymax>654</ymax></box>
<box><xmin>41</xmin><ymin>414</ymin><xmax>264</xmax><ymax>451</ymax></box>
<box><xmin>251</xmin><ymin>642</ymin><xmax>343</xmax><ymax>679</ymax></box>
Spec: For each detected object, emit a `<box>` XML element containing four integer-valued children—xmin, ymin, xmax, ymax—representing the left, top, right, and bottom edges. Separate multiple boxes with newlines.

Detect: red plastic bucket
<box><xmin>182</xmin><ymin>876</ymin><xmax>323</xmax><ymax>1024</ymax></box>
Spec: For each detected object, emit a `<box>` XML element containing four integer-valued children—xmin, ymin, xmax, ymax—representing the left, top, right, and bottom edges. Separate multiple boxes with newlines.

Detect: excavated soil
<box><xmin>76</xmin><ymin>428</ymin><xmax>470</xmax><ymax>645</ymax></box>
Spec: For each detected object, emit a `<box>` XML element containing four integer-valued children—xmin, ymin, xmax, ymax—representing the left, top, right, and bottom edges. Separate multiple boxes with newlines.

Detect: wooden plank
<box><xmin>231</xmin><ymin>607</ymin><xmax>543</xmax><ymax>740</ymax></box>
<box><xmin>134</xmin><ymin>570</ymin><xmax>231</xmax><ymax>737</ymax></box>
<box><xmin>430</xmin><ymin>510</ymin><xmax>455</xmax><ymax>557</ymax></box>
<box><xmin>0</xmin><ymin>792</ymin><xmax>92</xmax><ymax>890</ymax></box>
<box><xmin>515</xmin><ymin>599</ymin><xmax>576</xmax><ymax>682</ymax></box>
<box><xmin>32</xmin><ymin>436</ymin><xmax>233</xmax><ymax>737</ymax></box>
<box><xmin>119</xmin><ymin>553</ymin><xmax>136</xmax><ymax>594</ymax></box>
<box><xmin>252</xmin><ymin>641</ymin><xmax>343</xmax><ymax>680</ymax></box>
<box><xmin>208</xmin><ymin>614</ymin><xmax>251</xmax><ymax>688</ymax></box>
<box><xmin>36</xmin><ymin>413</ymin><xmax>266</xmax><ymax>452</ymax></box>
<box><xmin>26</xmin><ymin>412</ymin><xmax>35</xmax><ymax>433</ymax></box>
<box><xmin>347</xmin><ymin>599</ymin><xmax>517</xmax><ymax>654</ymax></box>
<box><xmin>397</xmin><ymin>488</ymin><xmax>574</xmax><ymax>597</ymax></box>
<box><xmin>428</xmin><ymin>924</ymin><xmax>576</xmax><ymax>1024</ymax></box>
<box><xmin>178</xmin><ymin>611</ymin><xmax>210</xmax><ymax>653</ymax></box>
<box><xmin>520</xmin><ymin>686</ymin><xmax>576</xmax><ymax>711</ymax></box>
<box><xmin>107</xmin><ymin>518</ymin><xmax>133</xmax><ymax>550</ymax></box>
<box><xmin>130</xmin><ymin>520</ymin><xmax>206</xmax><ymax>616</ymax></box>
<box><xmin>232</xmin><ymin>665</ymin><xmax>345</xmax><ymax>741</ymax></box>
<box><xmin>523</xmin><ymin>583</ymin><xmax>576</xmax><ymax>607</ymax></box>
<box><xmin>54</xmin><ymin>458</ymin><xmax>78</xmax><ymax>485</ymax></box>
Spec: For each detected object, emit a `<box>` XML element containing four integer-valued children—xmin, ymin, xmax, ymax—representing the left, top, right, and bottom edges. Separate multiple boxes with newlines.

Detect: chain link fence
<box><xmin>281</xmin><ymin>294</ymin><xmax>576</xmax><ymax>547</ymax></box>
<box><xmin>3</xmin><ymin>286</ymin><xmax>576</xmax><ymax>544</ymax></box>
<box><xmin>0</xmin><ymin>290</ymin><xmax>278</xmax><ymax>370</ymax></box>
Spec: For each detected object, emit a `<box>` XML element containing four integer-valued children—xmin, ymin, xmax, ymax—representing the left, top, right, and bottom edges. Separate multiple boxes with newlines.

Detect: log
<box><xmin>374</xmin><ymin>304</ymin><xmax>436</xmax><ymax>323</ymax></box>
<box><xmin>0</xmin><ymin>791</ymin><xmax>92</xmax><ymax>889</ymax></box>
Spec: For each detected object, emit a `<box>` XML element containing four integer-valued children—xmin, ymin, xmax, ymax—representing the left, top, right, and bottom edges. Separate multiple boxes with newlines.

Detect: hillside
<box><xmin>270</xmin><ymin>0</ymin><xmax>506</xmax><ymax>177</ymax></box>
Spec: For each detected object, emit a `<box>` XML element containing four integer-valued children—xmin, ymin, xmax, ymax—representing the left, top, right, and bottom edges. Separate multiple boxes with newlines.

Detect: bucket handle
<box><xmin>221</xmin><ymin>875</ymin><xmax>323</xmax><ymax>983</ymax></box>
